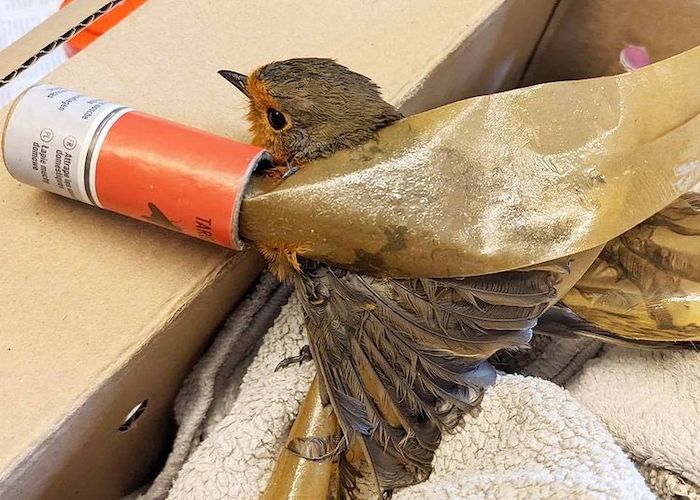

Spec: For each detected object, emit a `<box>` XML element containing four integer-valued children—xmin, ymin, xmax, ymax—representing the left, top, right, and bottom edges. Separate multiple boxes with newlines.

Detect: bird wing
<box><xmin>292</xmin><ymin>259</ymin><xmax>570</xmax><ymax>495</ymax></box>
<box><xmin>559</xmin><ymin>193</ymin><xmax>700</xmax><ymax>343</ymax></box>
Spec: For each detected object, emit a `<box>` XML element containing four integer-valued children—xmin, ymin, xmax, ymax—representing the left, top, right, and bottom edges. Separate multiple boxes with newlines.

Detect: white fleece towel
<box><xmin>567</xmin><ymin>346</ymin><xmax>700</xmax><ymax>486</ymax></box>
<box><xmin>150</xmin><ymin>295</ymin><xmax>654</xmax><ymax>500</ymax></box>
<box><xmin>395</xmin><ymin>375</ymin><xmax>652</xmax><ymax>500</ymax></box>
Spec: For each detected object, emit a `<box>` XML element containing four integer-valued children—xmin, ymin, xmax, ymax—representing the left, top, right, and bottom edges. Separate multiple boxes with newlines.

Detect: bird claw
<box><xmin>282</xmin><ymin>165</ymin><xmax>300</xmax><ymax>179</ymax></box>
<box><xmin>262</xmin><ymin>165</ymin><xmax>289</xmax><ymax>180</ymax></box>
<box><xmin>275</xmin><ymin>345</ymin><xmax>312</xmax><ymax>371</ymax></box>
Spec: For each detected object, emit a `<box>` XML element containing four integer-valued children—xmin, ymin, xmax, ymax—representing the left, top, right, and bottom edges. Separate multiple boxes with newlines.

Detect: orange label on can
<box><xmin>2</xmin><ymin>85</ymin><xmax>269</xmax><ymax>250</ymax></box>
<box><xmin>94</xmin><ymin>111</ymin><xmax>264</xmax><ymax>248</ymax></box>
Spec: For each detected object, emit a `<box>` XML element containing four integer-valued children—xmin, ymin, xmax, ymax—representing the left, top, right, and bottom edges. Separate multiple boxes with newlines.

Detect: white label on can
<box><xmin>2</xmin><ymin>84</ymin><xmax>127</xmax><ymax>205</ymax></box>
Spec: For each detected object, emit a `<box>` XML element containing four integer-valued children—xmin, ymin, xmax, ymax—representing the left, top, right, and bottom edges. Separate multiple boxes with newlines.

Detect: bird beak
<box><xmin>218</xmin><ymin>70</ymin><xmax>249</xmax><ymax>98</ymax></box>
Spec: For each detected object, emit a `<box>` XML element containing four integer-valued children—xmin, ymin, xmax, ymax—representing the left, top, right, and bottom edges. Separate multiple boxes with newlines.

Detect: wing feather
<box><xmin>292</xmin><ymin>258</ymin><xmax>569</xmax><ymax>495</ymax></box>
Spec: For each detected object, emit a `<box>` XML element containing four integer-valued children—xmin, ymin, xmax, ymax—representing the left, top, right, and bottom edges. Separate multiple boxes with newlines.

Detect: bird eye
<box><xmin>266</xmin><ymin>108</ymin><xmax>287</xmax><ymax>130</ymax></box>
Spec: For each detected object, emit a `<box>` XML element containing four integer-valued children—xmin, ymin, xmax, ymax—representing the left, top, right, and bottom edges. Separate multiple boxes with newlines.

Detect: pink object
<box><xmin>620</xmin><ymin>45</ymin><xmax>652</xmax><ymax>71</ymax></box>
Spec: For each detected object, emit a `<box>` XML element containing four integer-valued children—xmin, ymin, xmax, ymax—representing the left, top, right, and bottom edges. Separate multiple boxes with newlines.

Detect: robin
<box><xmin>216</xmin><ymin>58</ymin><xmax>571</xmax><ymax>497</ymax></box>
<box><xmin>219</xmin><ymin>59</ymin><xmax>401</xmax><ymax>181</ymax></box>
<box><xmin>217</xmin><ymin>58</ymin><xmax>692</xmax><ymax>496</ymax></box>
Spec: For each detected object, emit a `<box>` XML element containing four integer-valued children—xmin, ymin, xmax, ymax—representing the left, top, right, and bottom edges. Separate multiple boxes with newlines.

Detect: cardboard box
<box><xmin>522</xmin><ymin>0</ymin><xmax>700</xmax><ymax>84</ymax></box>
<box><xmin>0</xmin><ymin>1</ymin><xmax>557</xmax><ymax>498</ymax></box>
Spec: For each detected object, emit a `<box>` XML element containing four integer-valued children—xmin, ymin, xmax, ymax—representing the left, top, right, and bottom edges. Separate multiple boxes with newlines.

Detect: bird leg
<box><xmin>261</xmin><ymin>165</ymin><xmax>289</xmax><ymax>180</ymax></box>
<box><xmin>275</xmin><ymin>344</ymin><xmax>312</xmax><ymax>371</ymax></box>
<box><xmin>282</xmin><ymin>165</ymin><xmax>300</xmax><ymax>179</ymax></box>
<box><xmin>261</xmin><ymin>161</ymin><xmax>300</xmax><ymax>181</ymax></box>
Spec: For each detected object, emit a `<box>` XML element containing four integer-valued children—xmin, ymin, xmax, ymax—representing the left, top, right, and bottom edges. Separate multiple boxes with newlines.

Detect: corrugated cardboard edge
<box><xmin>0</xmin><ymin>0</ymin><xmax>119</xmax><ymax>85</ymax></box>
<box><xmin>0</xmin><ymin>250</ymin><xmax>264</xmax><ymax>499</ymax></box>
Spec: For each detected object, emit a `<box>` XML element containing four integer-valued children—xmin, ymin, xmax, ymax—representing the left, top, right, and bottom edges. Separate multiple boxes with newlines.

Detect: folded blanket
<box><xmin>567</xmin><ymin>346</ymin><xmax>700</xmax><ymax>488</ymax></box>
<box><xmin>395</xmin><ymin>374</ymin><xmax>651</xmax><ymax>500</ymax></box>
<box><xmin>141</xmin><ymin>281</ymin><xmax>663</xmax><ymax>499</ymax></box>
<box><xmin>144</xmin><ymin>274</ymin><xmax>294</xmax><ymax>499</ymax></box>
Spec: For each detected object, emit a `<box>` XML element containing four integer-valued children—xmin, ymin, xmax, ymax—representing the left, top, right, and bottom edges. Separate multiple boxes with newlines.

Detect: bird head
<box><xmin>218</xmin><ymin>58</ymin><xmax>402</xmax><ymax>166</ymax></box>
